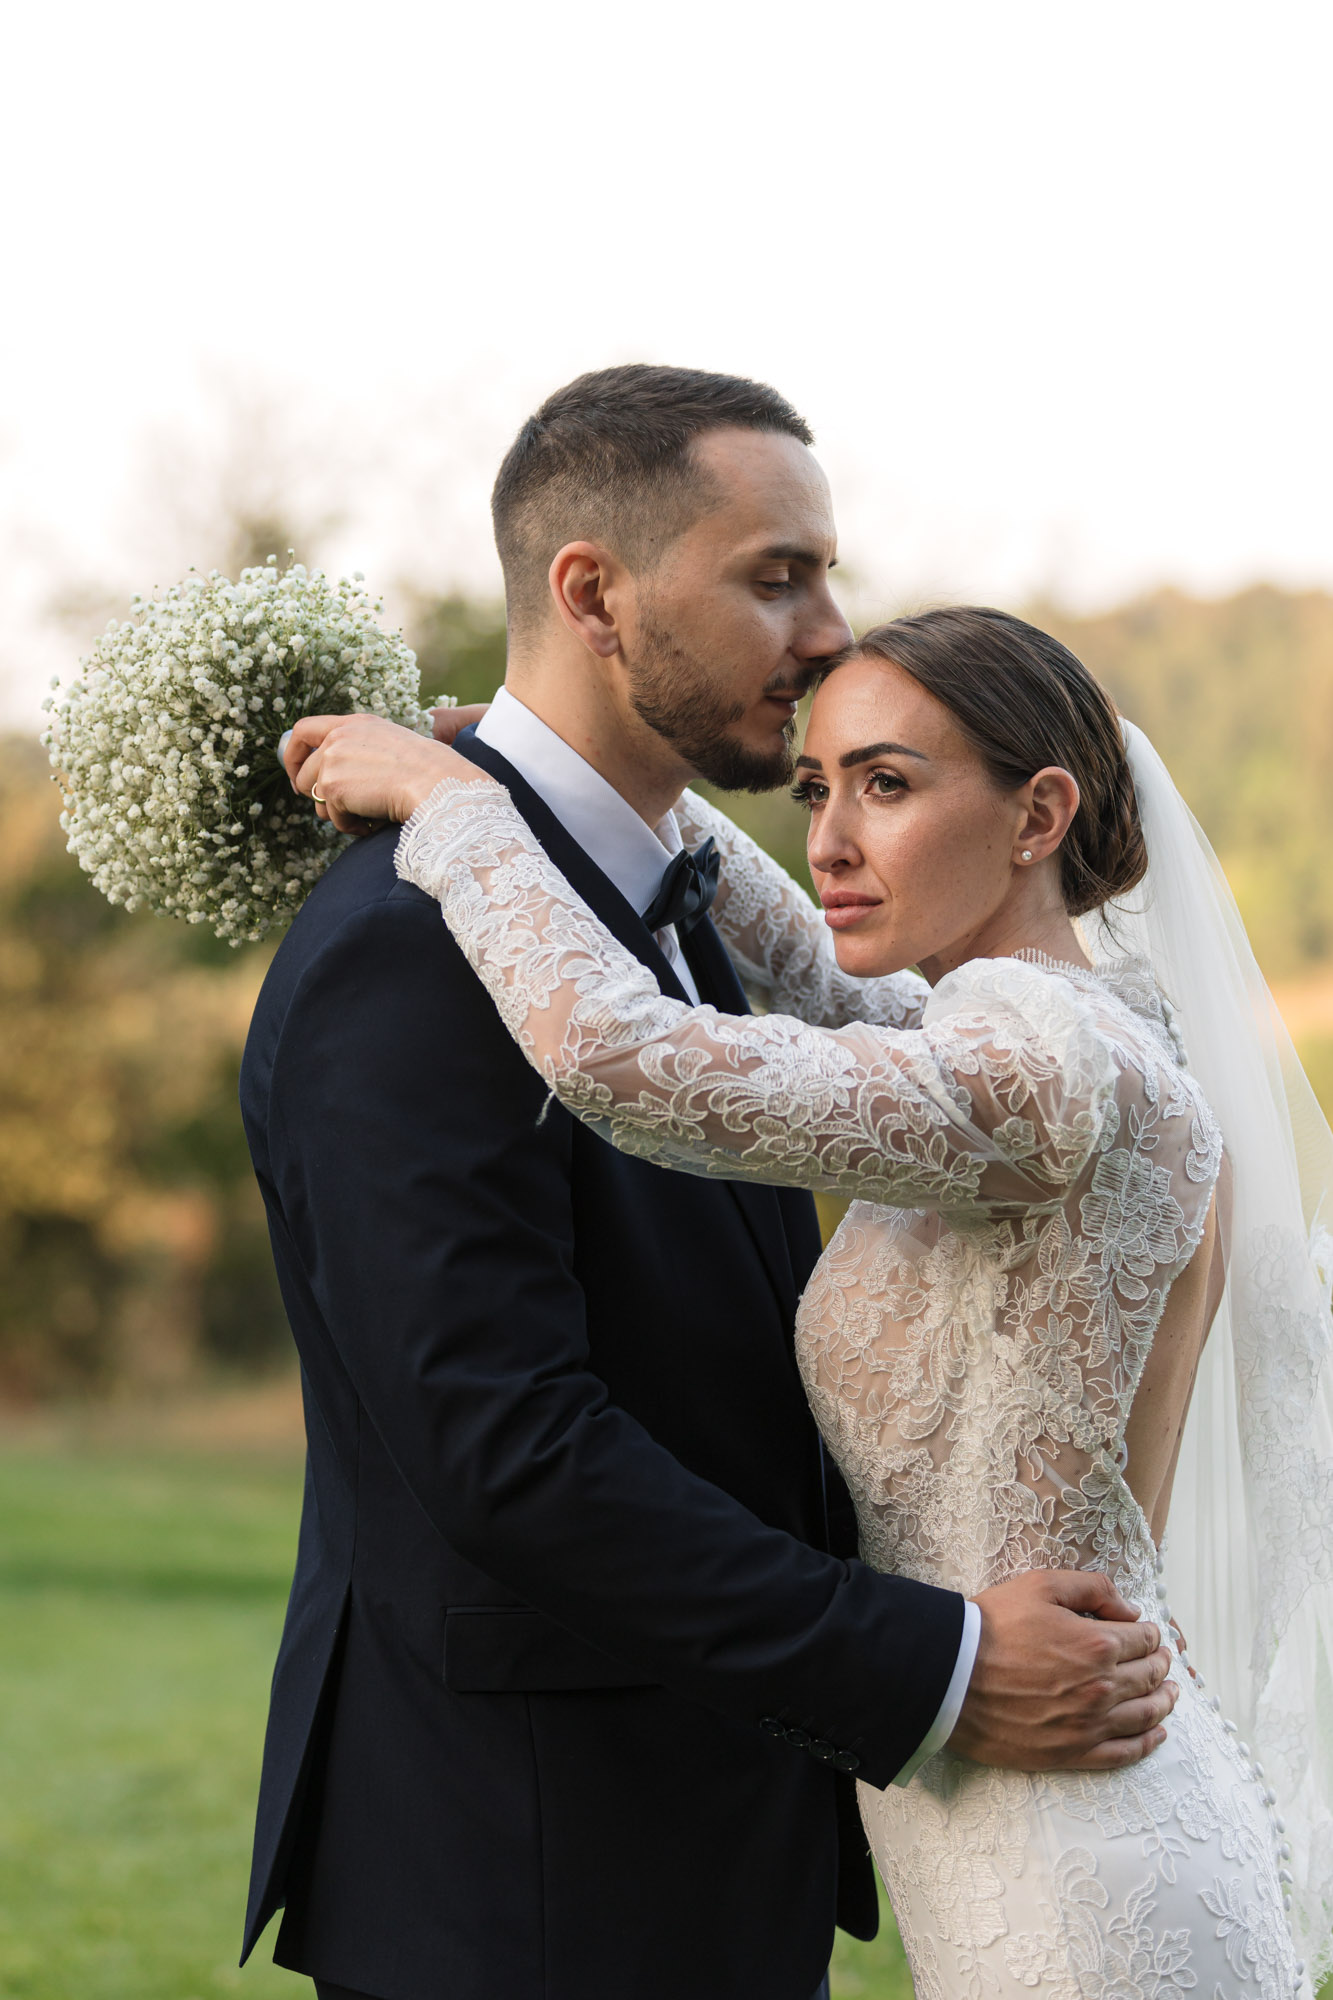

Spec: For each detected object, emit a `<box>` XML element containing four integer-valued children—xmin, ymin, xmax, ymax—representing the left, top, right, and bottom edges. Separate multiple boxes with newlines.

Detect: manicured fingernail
<box><xmin>278</xmin><ymin>730</ymin><xmax>292</xmax><ymax>762</ymax></box>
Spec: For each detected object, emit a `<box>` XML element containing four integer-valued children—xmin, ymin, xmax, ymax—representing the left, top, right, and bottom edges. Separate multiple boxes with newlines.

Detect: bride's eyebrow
<box><xmin>795</xmin><ymin>742</ymin><xmax>929</xmax><ymax>773</ymax></box>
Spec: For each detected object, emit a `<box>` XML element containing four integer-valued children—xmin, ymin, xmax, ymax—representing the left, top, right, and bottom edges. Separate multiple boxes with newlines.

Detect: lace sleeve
<box><xmin>398</xmin><ymin>778</ymin><xmax>1118</xmax><ymax>1213</ymax></box>
<box><xmin>674</xmin><ymin>788</ymin><xmax>929</xmax><ymax>1030</ymax></box>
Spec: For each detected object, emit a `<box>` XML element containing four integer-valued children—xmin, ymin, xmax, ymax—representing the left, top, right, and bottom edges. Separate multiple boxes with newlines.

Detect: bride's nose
<box><xmin>807</xmin><ymin>798</ymin><xmax>863</xmax><ymax>876</ymax></box>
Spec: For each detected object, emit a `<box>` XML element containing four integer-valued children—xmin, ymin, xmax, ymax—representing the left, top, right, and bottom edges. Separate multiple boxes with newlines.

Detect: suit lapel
<box><xmin>456</xmin><ymin>729</ymin><xmax>799</xmax><ymax>1318</ymax></box>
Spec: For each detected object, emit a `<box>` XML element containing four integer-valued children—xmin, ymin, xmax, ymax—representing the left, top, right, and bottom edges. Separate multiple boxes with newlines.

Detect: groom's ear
<box><xmin>548</xmin><ymin>541</ymin><xmax>628</xmax><ymax>660</ymax></box>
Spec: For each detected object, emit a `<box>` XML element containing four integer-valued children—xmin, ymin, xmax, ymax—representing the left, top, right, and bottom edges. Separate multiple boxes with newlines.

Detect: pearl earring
<box><xmin>1021</xmin><ymin>850</ymin><xmax>1033</xmax><ymax>862</ymax></box>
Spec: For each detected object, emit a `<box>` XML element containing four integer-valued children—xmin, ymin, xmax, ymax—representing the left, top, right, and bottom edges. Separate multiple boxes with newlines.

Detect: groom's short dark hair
<box><xmin>491</xmin><ymin>364</ymin><xmax>813</xmax><ymax>634</ymax></box>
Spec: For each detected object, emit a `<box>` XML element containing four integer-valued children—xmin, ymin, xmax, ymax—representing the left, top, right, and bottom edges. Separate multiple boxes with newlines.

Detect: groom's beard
<box><xmin>625</xmin><ymin>611</ymin><xmax>806</xmax><ymax>793</ymax></box>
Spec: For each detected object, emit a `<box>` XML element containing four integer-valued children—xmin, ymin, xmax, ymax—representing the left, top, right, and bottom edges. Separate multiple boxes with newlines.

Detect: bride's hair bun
<box><xmin>826</xmin><ymin>607</ymin><xmax>1147</xmax><ymax>918</ymax></box>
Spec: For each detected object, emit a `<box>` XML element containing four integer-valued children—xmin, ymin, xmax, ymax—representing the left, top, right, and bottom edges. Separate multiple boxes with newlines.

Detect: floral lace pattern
<box><xmin>396</xmin><ymin>777</ymin><xmax>1304</xmax><ymax>1999</ymax></box>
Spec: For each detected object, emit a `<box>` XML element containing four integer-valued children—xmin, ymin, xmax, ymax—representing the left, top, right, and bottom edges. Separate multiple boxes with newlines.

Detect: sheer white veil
<box><xmin>1084</xmin><ymin>721</ymin><xmax>1333</xmax><ymax>1979</ymax></box>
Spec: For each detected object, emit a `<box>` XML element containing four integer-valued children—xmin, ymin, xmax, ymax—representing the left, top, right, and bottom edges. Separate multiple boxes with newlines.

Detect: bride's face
<box><xmin>796</xmin><ymin>654</ymin><xmax>1046</xmax><ymax>980</ymax></box>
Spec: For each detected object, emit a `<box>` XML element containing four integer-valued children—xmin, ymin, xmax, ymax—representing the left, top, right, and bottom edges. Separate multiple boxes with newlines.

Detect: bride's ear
<box><xmin>548</xmin><ymin>542</ymin><xmax>626</xmax><ymax>660</ymax></box>
<box><xmin>1014</xmin><ymin>767</ymin><xmax>1081</xmax><ymax>867</ymax></box>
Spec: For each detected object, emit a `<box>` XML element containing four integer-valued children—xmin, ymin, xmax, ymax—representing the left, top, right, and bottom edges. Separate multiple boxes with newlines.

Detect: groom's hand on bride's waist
<box><xmin>948</xmin><ymin>1569</ymin><xmax>1178</xmax><ymax>1771</ymax></box>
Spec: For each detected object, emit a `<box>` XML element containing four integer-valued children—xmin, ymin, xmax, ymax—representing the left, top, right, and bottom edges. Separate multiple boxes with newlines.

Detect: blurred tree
<box><xmin>1036</xmin><ymin>586</ymin><xmax>1333</xmax><ymax>976</ymax></box>
<box><xmin>6</xmin><ymin>386</ymin><xmax>354</xmax><ymax>1398</ymax></box>
<box><xmin>407</xmin><ymin>591</ymin><xmax>508</xmax><ymax>709</ymax></box>
<box><xmin>0</xmin><ymin>737</ymin><xmax>285</xmax><ymax>1398</ymax></box>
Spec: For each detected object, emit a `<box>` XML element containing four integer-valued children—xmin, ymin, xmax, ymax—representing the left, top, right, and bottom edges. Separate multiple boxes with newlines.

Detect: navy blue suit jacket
<box><xmin>237</xmin><ymin>734</ymin><xmax>964</xmax><ymax>2000</ymax></box>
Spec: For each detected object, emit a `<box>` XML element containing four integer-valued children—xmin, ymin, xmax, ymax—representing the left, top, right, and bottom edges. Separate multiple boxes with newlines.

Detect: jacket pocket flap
<box><xmin>443</xmin><ymin>1606</ymin><xmax>659</xmax><ymax>1692</ymax></box>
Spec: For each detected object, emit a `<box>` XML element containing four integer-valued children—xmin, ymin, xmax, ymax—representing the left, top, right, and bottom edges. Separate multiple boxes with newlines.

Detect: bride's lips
<box><xmin>821</xmin><ymin>891</ymin><xmax>882</xmax><ymax>931</ymax></box>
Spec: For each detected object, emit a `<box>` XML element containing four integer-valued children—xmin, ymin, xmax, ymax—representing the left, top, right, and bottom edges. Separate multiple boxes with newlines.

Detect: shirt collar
<box><xmin>474</xmin><ymin>686</ymin><xmax>683</xmax><ymax>916</ymax></box>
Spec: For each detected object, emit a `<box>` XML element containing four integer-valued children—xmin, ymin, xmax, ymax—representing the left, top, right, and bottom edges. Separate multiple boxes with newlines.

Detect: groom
<box><xmin>241</xmin><ymin>365</ymin><xmax>1176</xmax><ymax>2000</ymax></box>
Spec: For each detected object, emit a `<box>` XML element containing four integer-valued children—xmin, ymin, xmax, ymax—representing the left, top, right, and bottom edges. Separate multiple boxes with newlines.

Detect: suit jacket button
<box><xmin>831</xmin><ymin>1750</ymin><xmax>861</xmax><ymax>1774</ymax></box>
<box><xmin>809</xmin><ymin>1739</ymin><xmax>835</xmax><ymax>1761</ymax></box>
<box><xmin>785</xmin><ymin>1727</ymin><xmax>812</xmax><ymax>1749</ymax></box>
<box><xmin>759</xmin><ymin>1716</ymin><xmax>785</xmax><ymax>1737</ymax></box>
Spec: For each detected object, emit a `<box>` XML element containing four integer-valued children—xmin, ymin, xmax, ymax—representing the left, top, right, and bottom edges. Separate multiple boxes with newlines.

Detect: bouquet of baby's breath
<box><xmin>42</xmin><ymin>559</ymin><xmax>432</xmax><ymax>944</ymax></box>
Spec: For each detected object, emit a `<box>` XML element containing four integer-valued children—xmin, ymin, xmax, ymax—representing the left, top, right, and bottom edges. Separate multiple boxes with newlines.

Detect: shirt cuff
<box><xmin>891</xmin><ymin>1597</ymin><xmax>981</xmax><ymax>1787</ymax></box>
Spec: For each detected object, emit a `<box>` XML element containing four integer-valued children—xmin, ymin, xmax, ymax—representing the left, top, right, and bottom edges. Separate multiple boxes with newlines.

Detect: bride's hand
<box><xmin>432</xmin><ymin>702</ymin><xmax>490</xmax><ymax>744</ymax></box>
<box><xmin>283</xmin><ymin>713</ymin><xmax>482</xmax><ymax>832</ymax></box>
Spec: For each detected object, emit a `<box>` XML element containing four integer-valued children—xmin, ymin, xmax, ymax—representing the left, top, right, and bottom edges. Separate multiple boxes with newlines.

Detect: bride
<box><xmin>288</xmin><ymin>605</ymin><xmax>1332</xmax><ymax>1998</ymax></box>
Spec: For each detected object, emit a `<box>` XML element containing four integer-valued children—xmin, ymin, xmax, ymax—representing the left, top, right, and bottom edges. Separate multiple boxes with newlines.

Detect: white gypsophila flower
<box><xmin>41</xmin><ymin>560</ymin><xmax>433</xmax><ymax>945</ymax></box>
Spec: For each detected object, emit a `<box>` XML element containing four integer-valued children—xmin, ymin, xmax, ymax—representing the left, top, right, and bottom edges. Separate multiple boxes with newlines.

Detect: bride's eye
<box><xmin>790</xmin><ymin>778</ymin><xmax>827</xmax><ymax>811</ymax></box>
<box><xmin>867</xmin><ymin>769</ymin><xmax>906</xmax><ymax>798</ymax></box>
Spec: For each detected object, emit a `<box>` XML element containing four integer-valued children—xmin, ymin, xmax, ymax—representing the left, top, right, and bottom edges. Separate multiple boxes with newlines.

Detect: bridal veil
<box><xmin>1087</xmin><ymin>721</ymin><xmax>1333</xmax><ymax>1979</ymax></box>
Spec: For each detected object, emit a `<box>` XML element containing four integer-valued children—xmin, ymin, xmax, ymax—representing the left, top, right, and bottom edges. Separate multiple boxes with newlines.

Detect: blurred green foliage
<box><xmin>8</xmin><ymin>580</ymin><xmax>1333</xmax><ymax>1398</ymax></box>
<box><xmin>0</xmin><ymin>739</ymin><xmax>282</xmax><ymax>1398</ymax></box>
<box><xmin>410</xmin><ymin>590</ymin><xmax>509</xmax><ymax>710</ymax></box>
<box><xmin>1036</xmin><ymin>587</ymin><xmax>1333</xmax><ymax>977</ymax></box>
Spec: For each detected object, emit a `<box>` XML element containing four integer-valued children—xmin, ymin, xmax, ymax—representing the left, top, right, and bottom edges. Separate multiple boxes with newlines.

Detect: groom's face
<box><xmin>620</xmin><ymin>428</ymin><xmax>852</xmax><ymax>791</ymax></box>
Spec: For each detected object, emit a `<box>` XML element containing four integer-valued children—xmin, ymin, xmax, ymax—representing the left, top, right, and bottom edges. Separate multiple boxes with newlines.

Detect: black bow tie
<box><xmin>642</xmin><ymin>836</ymin><xmax>720</xmax><ymax>938</ymax></box>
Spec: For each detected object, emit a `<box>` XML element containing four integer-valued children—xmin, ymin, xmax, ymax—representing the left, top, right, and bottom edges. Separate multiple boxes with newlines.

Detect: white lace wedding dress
<box><xmin>396</xmin><ymin>776</ymin><xmax>1303</xmax><ymax>2000</ymax></box>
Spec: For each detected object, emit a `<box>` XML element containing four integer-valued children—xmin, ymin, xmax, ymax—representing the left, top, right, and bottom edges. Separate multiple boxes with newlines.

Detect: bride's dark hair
<box><xmin>823</xmin><ymin>606</ymin><xmax>1147</xmax><ymax>918</ymax></box>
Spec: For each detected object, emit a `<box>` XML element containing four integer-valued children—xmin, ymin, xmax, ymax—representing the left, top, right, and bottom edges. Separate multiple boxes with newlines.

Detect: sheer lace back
<box><xmin>1124</xmin><ymin>1184</ymin><xmax>1225</xmax><ymax>1547</ymax></box>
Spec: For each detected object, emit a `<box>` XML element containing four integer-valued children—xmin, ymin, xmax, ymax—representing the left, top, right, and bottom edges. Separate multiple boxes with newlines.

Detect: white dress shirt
<box><xmin>474</xmin><ymin>684</ymin><xmax>980</xmax><ymax>1780</ymax></box>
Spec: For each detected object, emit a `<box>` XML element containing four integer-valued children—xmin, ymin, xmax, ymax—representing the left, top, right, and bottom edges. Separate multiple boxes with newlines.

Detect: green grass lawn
<box><xmin>0</xmin><ymin>1425</ymin><xmax>912</xmax><ymax>1999</ymax></box>
<box><xmin>0</xmin><ymin>1438</ymin><xmax>310</xmax><ymax>1999</ymax></box>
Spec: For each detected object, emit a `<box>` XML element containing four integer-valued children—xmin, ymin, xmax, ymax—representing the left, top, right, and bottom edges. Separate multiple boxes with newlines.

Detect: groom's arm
<box><xmin>266</xmin><ymin>887</ymin><xmax>959</xmax><ymax>1789</ymax></box>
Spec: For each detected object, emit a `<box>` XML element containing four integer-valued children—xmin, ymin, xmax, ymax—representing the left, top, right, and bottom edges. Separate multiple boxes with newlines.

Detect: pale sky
<box><xmin>3</xmin><ymin>0</ymin><xmax>1330</xmax><ymax>722</ymax></box>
